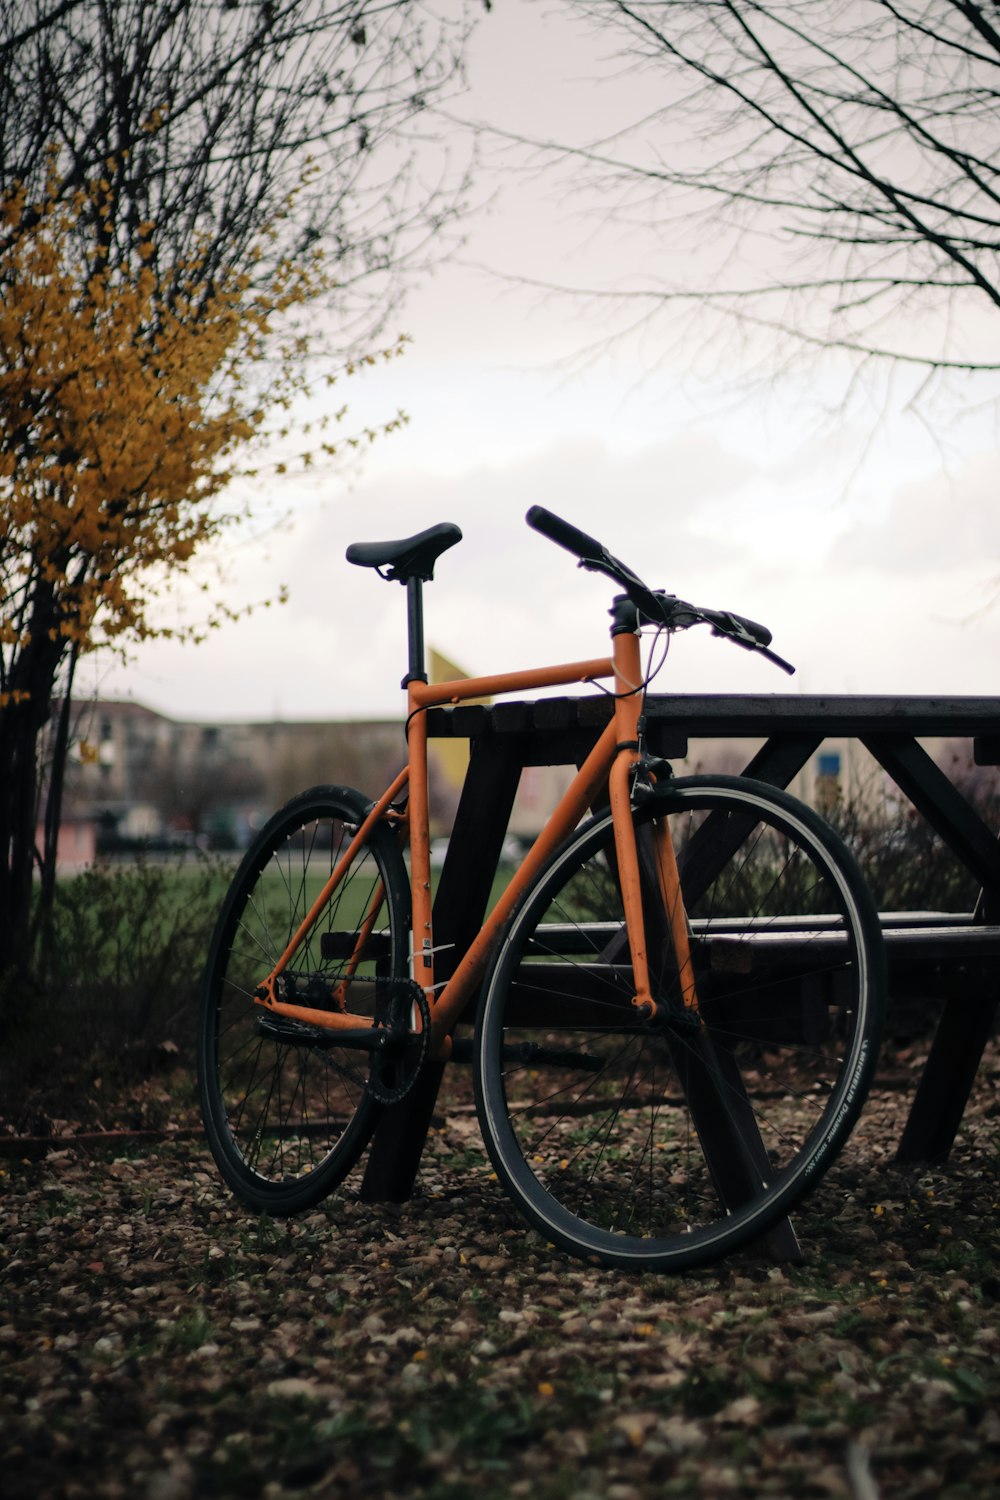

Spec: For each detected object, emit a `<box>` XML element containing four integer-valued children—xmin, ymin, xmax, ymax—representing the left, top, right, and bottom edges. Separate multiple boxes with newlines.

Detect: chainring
<box><xmin>366</xmin><ymin>980</ymin><xmax>432</xmax><ymax>1106</ymax></box>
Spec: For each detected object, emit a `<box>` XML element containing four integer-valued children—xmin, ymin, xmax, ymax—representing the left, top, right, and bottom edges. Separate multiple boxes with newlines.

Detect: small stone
<box><xmin>145</xmin><ymin>1463</ymin><xmax>194</xmax><ymax>1500</ymax></box>
<box><xmin>266</xmin><ymin>1378</ymin><xmax>321</xmax><ymax>1400</ymax></box>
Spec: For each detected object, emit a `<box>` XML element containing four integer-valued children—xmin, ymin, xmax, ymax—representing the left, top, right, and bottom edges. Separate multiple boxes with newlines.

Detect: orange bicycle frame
<box><xmin>253</xmin><ymin>623</ymin><xmax>696</xmax><ymax>1051</ymax></box>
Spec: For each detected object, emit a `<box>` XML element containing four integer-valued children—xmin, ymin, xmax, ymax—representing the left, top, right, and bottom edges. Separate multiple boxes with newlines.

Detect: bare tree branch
<box><xmin>0</xmin><ymin>0</ymin><xmax>482</xmax><ymax>335</ymax></box>
<box><xmin>492</xmin><ymin>0</ymin><xmax>1000</xmax><ymax>375</ymax></box>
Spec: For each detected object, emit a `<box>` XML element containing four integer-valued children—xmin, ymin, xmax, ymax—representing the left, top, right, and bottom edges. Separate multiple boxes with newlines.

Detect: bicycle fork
<box><xmin>608</xmin><ymin>617</ymin><xmax>701</xmax><ymax>1024</ymax></box>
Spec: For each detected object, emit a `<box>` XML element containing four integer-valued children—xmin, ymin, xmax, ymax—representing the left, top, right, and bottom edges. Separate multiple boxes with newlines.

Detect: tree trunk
<box><xmin>0</xmin><ymin>608</ymin><xmax>68</xmax><ymax>1007</ymax></box>
<box><xmin>0</xmin><ymin>698</ymin><xmax>47</xmax><ymax>984</ymax></box>
<box><xmin>33</xmin><ymin>642</ymin><xmax>80</xmax><ymax>966</ymax></box>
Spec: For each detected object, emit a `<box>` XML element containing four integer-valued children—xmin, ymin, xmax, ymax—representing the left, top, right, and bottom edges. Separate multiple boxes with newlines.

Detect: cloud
<box><xmin>829</xmin><ymin>450</ymin><xmax>1000</xmax><ymax>575</ymax></box>
<box><xmin>95</xmin><ymin>430</ymin><xmax>763</xmax><ymax>720</ymax></box>
<box><xmin>96</xmin><ymin>419</ymin><xmax>1000</xmax><ymax>723</ymax></box>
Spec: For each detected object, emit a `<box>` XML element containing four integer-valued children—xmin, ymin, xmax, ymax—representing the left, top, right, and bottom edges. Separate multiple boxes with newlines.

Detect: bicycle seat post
<box><xmin>403</xmin><ymin>575</ymin><xmax>427</xmax><ymax>689</ymax></box>
<box><xmin>344</xmin><ymin>521</ymin><xmax>462</xmax><ymax>692</ymax></box>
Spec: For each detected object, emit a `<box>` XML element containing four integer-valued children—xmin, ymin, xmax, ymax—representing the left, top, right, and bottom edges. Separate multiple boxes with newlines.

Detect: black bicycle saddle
<box><xmin>345</xmin><ymin>522</ymin><xmax>462</xmax><ymax>583</ymax></box>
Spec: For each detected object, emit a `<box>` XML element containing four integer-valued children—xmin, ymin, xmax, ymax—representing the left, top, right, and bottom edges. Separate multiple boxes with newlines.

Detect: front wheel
<box><xmin>197</xmin><ymin>785</ymin><xmax>410</xmax><ymax>1215</ymax></box>
<box><xmin>474</xmin><ymin>775</ymin><xmax>884</xmax><ymax>1272</ymax></box>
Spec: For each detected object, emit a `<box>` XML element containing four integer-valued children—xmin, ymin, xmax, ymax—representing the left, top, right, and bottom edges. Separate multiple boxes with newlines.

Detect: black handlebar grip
<box><xmin>728</xmin><ymin>611</ymin><xmax>773</xmax><ymax>649</ymax></box>
<box><xmin>749</xmin><ymin>619</ymin><xmax>773</xmax><ymax>648</ymax></box>
<box><xmin>526</xmin><ymin>506</ymin><xmax>607</xmax><ymax>566</ymax></box>
<box><xmin>722</xmin><ymin>609</ymin><xmax>773</xmax><ymax>651</ymax></box>
<box><xmin>700</xmin><ymin>607</ymin><xmax>771</xmax><ymax>650</ymax></box>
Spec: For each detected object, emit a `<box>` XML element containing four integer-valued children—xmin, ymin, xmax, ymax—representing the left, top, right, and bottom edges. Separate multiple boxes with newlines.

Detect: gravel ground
<box><xmin>1</xmin><ymin>1044</ymin><xmax>999</xmax><ymax>1500</ymax></box>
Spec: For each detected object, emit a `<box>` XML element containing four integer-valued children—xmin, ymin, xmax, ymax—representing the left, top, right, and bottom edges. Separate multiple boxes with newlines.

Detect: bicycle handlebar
<box><xmin>526</xmin><ymin>505</ymin><xmax>794</xmax><ymax>675</ymax></box>
<box><xmin>525</xmin><ymin>506</ymin><xmax>608</xmax><ymax>567</ymax></box>
<box><xmin>526</xmin><ymin>504</ymin><xmax>672</xmax><ymax>632</ymax></box>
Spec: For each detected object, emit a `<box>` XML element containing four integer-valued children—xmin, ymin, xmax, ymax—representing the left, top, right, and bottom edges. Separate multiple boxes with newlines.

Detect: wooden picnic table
<box><xmin>360</xmin><ymin>694</ymin><xmax>1000</xmax><ymax>1205</ymax></box>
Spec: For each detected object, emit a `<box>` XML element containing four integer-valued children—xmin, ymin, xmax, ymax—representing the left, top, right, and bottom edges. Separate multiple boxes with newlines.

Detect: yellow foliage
<box><xmin>0</xmin><ymin>155</ymin><xmax>334</xmax><ymax>666</ymax></box>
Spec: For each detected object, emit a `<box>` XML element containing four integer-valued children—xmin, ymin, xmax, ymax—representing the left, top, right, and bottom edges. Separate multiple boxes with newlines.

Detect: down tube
<box><xmin>429</xmin><ymin>714</ymin><xmax>622</xmax><ymax>1048</ymax></box>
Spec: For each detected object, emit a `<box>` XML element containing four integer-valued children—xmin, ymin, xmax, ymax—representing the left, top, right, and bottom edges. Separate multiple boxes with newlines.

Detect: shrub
<box><xmin>0</xmin><ymin>855</ymin><xmax>227</xmax><ymax>1130</ymax></box>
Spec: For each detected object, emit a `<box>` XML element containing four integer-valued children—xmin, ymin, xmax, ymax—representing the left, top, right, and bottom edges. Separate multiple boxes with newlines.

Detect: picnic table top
<box><xmin>426</xmin><ymin>692</ymin><xmax>1000</xmax><ymax>740</ymax></box>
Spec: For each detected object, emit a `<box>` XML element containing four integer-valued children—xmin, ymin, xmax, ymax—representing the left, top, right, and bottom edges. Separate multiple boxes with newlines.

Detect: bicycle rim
<box><xmin>198</xmin><ymin>785</ymin><xmax>410</xmax><ymax>1214</ymax></box>
<box><xmin>475</xmin><ymin>776</ymin><xmax>884</xmax><ymax>1271</ymax></box>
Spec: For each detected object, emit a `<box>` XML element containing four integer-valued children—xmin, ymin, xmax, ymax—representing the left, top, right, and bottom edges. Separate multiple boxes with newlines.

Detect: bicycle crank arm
<box><xmin>254</xmin><ymin>1013</ymin><xmax>409</xmax><ymax>1053</ymax></box>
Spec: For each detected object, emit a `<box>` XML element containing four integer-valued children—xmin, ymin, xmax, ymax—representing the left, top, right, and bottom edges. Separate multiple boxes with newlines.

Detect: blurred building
<box><xmin>45</xmin><ymin>695</ymin><xmax>985</xmax><ymax>871</ymax></box>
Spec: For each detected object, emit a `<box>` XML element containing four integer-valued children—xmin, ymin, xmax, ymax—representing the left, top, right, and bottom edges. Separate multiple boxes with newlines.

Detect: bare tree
<box><xmin>506</xmin><ymin>1</ymin><xmax>1000</xmax><ymax>383</ymax></box>
<box><xmin>0</xmin><ymin>1</ymin><xmax>481</xmax><ymax>327</ymax></box>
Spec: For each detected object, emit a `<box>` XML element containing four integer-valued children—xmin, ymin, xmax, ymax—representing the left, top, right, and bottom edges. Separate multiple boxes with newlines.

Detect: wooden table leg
<box><xmin>896</xmin><ymin>986</ymin><xmax>999</xmax><ymax>1163</ymax></box>
<box><xmin>359</xmin><ymin>733</ymin><xmax>525</xmax><ymax>1201</ymax></box>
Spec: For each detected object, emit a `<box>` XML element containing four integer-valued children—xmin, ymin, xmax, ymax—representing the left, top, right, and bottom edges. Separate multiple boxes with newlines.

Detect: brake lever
<box><xmin>708</xmin><ymin>621</ymin><xmax>795</xmax><ymax>675</ymax></box>
<box><xmin>668</xmin><ymin>602</ymin><xmax>795</xmax><ymax>675</ymax></box>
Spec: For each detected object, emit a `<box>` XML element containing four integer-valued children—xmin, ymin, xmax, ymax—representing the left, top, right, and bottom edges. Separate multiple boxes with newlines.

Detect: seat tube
<box><xmin>402</xmin><ymin>574</ymin><xmax>435</xmax><ymax>1000</ymax></box>
<box><xmin>608</xmin><ymin>623</ymin><xmax>658</xmax><ymax>1017</ymax></box>
<box><xmin>406</xmin><ymin>688</ymin><xmax>435</xmax><ymax>998</ymax></box>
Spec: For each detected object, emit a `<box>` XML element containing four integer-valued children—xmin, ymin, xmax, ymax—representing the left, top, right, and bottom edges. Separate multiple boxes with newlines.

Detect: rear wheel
<box><xmin>198</xmin><ymin>785</ymin><xmax>410</xmax><ymax>1214</ymax></box>
<box><xmin>474</xmin><ymin>775</ymin><xmax>884</xmax><ymax>1271</ymax></box>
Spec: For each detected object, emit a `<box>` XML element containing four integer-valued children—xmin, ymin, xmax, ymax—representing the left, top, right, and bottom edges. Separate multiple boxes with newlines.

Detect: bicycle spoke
<box><xmin>198</xmin><ymin>787</ymin><xmax>410</xmax><ymax>1214</ymax></box>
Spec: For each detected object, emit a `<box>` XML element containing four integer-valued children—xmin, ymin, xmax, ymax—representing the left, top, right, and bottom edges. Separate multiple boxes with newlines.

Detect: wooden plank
<box><xmin>862</xmin><ymin>734</ymin><xmax>1000</xmax><ymax>889</ymax></box>
<box><xmin>645</xmin><ymin>694</ymin><xmax>1000</xmax><ymax>738</ymax></box>
<box><xmin>660</xmin><ymin>1025</ymin><xmax>802</xmax><ymax>1263</ymax></box>
<box><xmin>896</xmin><ymin>994</ymin><xmax>999</xmax><ymax>1163</ymax></box>
<box><xmin>526</xmin><ymin>914</ymin><xmax>1000</xmax><ymax>965</ymax></box>
<box><xmin>895</xmin><ymin>888</ymin><xmax>1000</xmax><ymax>1164</ymax></box>
<box><xmin>739</xmin><ymin>733</ymin><xmax>823</xmax><ymax>789</ymax></box>
<box><xmin>504</xmin><ymin>964</ymin><xmax>834</xmax><ymax>1045</ymax></box>
<box><xmin>428</xmin><ymin>693</ymin><xmax>1000</xmax><ymax>741</ymax></box>
<box><xmin>432</xmin><ymin>733</ymin><xmax>527</xmax><ymax>977</ymax></box>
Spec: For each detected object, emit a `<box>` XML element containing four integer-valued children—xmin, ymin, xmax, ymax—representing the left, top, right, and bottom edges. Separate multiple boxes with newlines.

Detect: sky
<box><xmin>93</xmin><ymin>0</ymin><xmax>1000</xmax><ymax>724</ymax></box>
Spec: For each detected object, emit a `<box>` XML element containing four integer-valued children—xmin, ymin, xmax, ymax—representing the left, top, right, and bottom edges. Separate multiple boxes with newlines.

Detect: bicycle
<box><xmin>197</xmin><ymin>507</ymin><xmax>885</xmax><ymax>1271</ymax></box>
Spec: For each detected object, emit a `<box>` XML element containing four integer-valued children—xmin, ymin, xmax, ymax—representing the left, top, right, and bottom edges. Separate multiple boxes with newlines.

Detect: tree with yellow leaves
<box><xmin>0</xmin><ymin>163</ymin><xmax>403</xmax><ymax>985</ymax></box>
<box><xmin>0</xmin><ymin>1</ymin><xmax>485</xmax><ymax>998</ymax></box>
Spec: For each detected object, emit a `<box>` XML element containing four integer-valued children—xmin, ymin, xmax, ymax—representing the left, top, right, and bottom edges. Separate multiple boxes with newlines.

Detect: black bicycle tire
<box><xmin>197</xmin><ymin>784</ymin><xmax>410</xmax><ymax>1214</ymax></box>
<box><xmin>474</xmin><ymin>774</ymin><xmax>884</xmax><ymax>1272</ymax></box>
